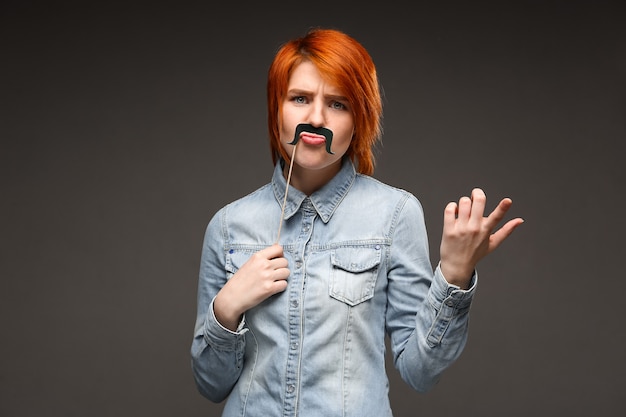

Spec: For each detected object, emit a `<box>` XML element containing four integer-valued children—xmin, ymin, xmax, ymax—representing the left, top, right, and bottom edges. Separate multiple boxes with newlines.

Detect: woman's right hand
<box><xmin>213</xmin><ymin>244</ymin><xmax>290</xmax><ymax>331</ymax></box>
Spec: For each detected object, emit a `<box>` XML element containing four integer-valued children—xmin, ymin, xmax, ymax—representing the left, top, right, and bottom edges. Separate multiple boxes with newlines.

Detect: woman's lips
<box><xmin>299</xmin><ymin>132</ymin><xmax>326</xmax><ymax>146</ymax></box>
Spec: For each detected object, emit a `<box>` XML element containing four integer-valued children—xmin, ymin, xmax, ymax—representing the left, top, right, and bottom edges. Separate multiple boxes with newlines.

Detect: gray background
<box><xmin>1</xmin><ymin>1</ymin><xmax>624</xmax><ymax>416</ymax></box>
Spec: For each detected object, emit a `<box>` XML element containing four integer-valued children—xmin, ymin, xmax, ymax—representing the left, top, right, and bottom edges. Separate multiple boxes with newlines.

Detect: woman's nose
<box><xmin>307</xmin><ymin>101</ymin><xmax>325</xmax><ymax>127</ymax></box>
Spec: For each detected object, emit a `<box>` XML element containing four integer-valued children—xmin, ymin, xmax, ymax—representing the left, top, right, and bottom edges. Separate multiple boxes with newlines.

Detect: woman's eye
<box><xmin>293</xmin><ymin>96</ymin><xmax>306</xmax><ymax>104</ymax></box>
<box><xmin>331</xmin><ymin>101</ymin><xmax>347</xmax><ymax>110</ymax></box>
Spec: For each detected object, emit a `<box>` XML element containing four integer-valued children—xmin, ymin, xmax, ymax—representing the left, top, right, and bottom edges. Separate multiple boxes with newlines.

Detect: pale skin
<box><xmin>213</xmin><ymin>61</ymin><xmax>523</xmax><ymax>330</ymax></box>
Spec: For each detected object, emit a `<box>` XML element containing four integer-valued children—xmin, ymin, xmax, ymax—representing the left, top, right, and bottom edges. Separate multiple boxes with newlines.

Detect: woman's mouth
<box><xmin>299</xmin><ymin>132</ymin><xmax>327</xmax><ymax>146</ymax></box>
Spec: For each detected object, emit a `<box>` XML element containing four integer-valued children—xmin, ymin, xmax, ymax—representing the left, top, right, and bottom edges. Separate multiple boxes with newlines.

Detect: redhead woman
<box><xmin>191</xmin><ymin>28</ymin><xmax>523</xmax><ymax>417</ymax></box>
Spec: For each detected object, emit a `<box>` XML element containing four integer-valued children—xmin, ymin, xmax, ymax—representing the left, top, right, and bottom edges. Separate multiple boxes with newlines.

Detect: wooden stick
<box><xmin>276</xmin><ymin>143</ymin><xmax>297</xmax><ymax>244</ymax></box>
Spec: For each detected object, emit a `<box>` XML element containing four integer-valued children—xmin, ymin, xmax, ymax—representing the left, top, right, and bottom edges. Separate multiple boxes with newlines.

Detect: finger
<box><xmin>488</xmin><ymin>217</ymin><xmax>524</xmax><ymax>253</ymax></box>
<box><xmin>469</xmin><ymin>188</ymin><xmax>487</xmax><ymax>224</ymax></box>
<box><xmin>273</xmin><ymin>266</ymin><xmax>291</xmax><ymax>281</ymax></box>
<box><xmin>485</xmin><ymin>198</ymin><xmax>514</xmax><ymax>230</ymax></box>
<box><xmin>269</xmin><ymin>279</ymin><xmax>289</xmax><ymax>294</ymax></box>
<box><xmin>260</xmin><ymin>243</ymin><xmax>284</xmax><ymax>259</ymax></box>
<box><xmin>457</xmin><ymin>196</ymin><xmax>472</xmax><ymax>222</ymax></box>
<box><xmin>270</xmin><ymin>256</ymin><xmax>289</xmax><ymax>270</ymax></box>
<box><xmin>443</xmin><ymin>201</ymin><xmax>458</xmax><ymax>231</ymax></box>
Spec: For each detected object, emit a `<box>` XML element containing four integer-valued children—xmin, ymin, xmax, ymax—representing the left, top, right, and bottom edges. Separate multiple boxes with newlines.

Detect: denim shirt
<box><xmin>191</xmin><ymin>157</ymin><xmax>477</xmax><ymax>417</ymax></box>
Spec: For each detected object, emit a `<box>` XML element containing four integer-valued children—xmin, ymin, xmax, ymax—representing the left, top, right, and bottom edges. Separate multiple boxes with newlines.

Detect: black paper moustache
<box><xmin>288</xmin><ymin>123</ymin><xmax>334</xmax><ymax>154</ymax></box>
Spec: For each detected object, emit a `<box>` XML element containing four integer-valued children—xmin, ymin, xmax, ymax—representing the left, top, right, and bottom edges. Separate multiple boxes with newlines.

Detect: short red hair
<box><xmin>267</xmin><ymin>28</ymin><xmax>383</xmax><ymax>176</ymax></box>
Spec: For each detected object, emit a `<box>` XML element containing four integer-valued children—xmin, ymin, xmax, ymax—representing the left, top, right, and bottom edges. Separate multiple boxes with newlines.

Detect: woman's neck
<box><xmin>284</xmin><ymin>160</ymin><xmax>341</xmax><ymax>196</ymax></box>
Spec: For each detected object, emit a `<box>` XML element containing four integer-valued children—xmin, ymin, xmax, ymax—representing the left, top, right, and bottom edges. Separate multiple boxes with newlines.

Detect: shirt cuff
<box><xmin>203</xmin><ymin>297</ymin><xmax>248</xmax><ymax>349</ymax></box>
<box><xmin>430</xmin><ymin>262</ymin><xmax>477</xmax><ymax>313</ymax></box>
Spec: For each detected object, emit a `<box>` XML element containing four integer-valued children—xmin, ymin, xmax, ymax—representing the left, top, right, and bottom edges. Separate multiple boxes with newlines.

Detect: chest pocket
<box><xmin>329</xmin><ymin>246</ymin><xmax>382</xmax><ymax>306</ymax></box>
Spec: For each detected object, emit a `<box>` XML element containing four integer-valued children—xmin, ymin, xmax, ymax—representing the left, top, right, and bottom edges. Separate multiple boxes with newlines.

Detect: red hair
<box><xmin>267</xmin><ymin>28</ymin><xmax>383</xmax><ymax>176</ymax></box>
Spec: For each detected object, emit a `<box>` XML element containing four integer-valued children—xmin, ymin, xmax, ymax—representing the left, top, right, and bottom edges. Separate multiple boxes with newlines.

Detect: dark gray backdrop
<box><xmin>2</xmin><ymin>1</ymin><xmax>624</xmax><ymax>416</ymax></box>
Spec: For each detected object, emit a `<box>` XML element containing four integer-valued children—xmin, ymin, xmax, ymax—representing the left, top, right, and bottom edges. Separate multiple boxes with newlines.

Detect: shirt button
<box><xmin>290</xmin><ymin>300</ymin><xmax>299</xmax><ymax>308</ymax></box>
<box><xmin>445</xmin><ymin>300</ymin><xmax>455</xmax><ymax>307</ymax></box>
<box><xmin>295</xmin><ymin>261</ymin><xmax>302</xmax><ymax>269</ymax></box>
<box><xmin>287</xmin><ymin>384</ymin><xmax>295</xmax><ymax>393</ymax></box>
<box><xmin>290</xmin><ymin>342</ymin><xmax>299</xmax><ymax>350</ymax></box>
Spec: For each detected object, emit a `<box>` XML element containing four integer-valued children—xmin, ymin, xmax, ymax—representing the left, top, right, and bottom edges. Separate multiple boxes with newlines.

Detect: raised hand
<box><xmin>439</xmin><ymin>188</ymin><xmax>524</xmax><ymax>289</ymax></box>
<box><xmin>214</xmin><ymin>244</ymin><xmax>290</xmax><ymax>330</ymax></box>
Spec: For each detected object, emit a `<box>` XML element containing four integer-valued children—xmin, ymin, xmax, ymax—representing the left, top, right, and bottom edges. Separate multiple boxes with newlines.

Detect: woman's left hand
<box><xmin>439</xmin><ymin>188</ymin><xmax>524</xmax><ymax>289</ymax></box>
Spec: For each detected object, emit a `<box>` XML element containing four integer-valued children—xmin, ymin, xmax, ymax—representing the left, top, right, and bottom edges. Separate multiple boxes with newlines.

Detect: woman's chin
<box><xmin>293</xmin><ymin>156</ymin><xmax>341</xmax><ymax>172</ymax></box>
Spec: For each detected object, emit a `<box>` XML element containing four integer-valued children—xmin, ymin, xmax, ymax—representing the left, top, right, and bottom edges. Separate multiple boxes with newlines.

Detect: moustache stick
<box><xmin>275</xmin><ymin>142</ymin><xmax>297</xmax><ymax>244</ymax></box>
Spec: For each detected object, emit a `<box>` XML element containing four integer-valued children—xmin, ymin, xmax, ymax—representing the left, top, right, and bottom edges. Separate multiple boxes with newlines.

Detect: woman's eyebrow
<box><xmin>287</xmin><ymin>88</ymin><xmax>347</xmax><ymax>101</ymax></box>
<box><xmin>286</xmin><ymin>88</ymin><xmax>311</xmax><ymax>95</ymax></box>
<box><xmin>325</xmin><ymin>93</ymin><xmax>349</xmax><ymax>102</ymax></box>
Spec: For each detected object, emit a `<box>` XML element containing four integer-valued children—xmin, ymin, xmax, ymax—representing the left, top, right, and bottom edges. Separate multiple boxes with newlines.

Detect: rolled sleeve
<box><xmin>204</xmin><ymin>297</ymin><xmax>248</xmax><ymax>349</ymax></box>
<box><xmin>425</xmin><ymin>262</ymin><xmax>477</xmax><ymax>347</ymax></box>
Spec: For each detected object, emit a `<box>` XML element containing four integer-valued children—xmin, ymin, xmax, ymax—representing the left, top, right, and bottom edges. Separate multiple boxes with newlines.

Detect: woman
<box><xmin>191</xmin><ymin>28</ymin><xmax>522</xmax><ymax>416</ymax></box>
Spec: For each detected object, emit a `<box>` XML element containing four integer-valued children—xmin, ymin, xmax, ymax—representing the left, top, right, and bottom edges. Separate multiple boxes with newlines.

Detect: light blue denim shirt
<box><xmin>191</xmin><ymin>157</ymin><xmax>477</xmax><ymax>417</ymax></box>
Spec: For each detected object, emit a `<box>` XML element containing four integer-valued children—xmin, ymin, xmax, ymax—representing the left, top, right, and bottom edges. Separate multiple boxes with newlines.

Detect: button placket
<box><xmin>283</xmin><ymin>201</ymin><xmax>316</xmax><ymax>414</ymax></box>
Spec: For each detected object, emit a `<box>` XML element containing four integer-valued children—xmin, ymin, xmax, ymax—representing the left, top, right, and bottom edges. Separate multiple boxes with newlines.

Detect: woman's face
<box><xmin>279</xmin><ymin>60</ymin><xmax>354</xmax><ymax>187</ymax></box>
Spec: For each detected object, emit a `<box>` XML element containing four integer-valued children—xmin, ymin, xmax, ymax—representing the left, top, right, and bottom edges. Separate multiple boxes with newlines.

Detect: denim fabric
<box><xmin>191</xmin><ymin>157</ymin><xmax>477</xmax><ymax>417</ymax></box>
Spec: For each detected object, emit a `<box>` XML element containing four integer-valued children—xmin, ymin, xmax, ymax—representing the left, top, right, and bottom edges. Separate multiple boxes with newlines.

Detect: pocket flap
<box><xmin>225</xmin><ymin>249</ymin><xmax>254</xmax><ymax>274</ymax></box>
<box><xmin>331</xmin><ymin>246</ymin><xmax>381</xmax><ymax>273</ymax></box>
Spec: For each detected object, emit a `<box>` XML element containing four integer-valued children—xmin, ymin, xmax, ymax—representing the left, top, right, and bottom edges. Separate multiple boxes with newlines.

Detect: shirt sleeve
<box><xmin>190</xmin><ymin>208</ymin><xmax>247</xmax><ymax>403</ymax></box>
<box><xmin>385</xmin><ymin>193</ymin><xmax>477</xmax><ymax>393</ymax></box>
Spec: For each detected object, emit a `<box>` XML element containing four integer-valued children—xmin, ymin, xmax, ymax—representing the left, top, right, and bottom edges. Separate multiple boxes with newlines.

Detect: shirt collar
<box><xmin>272</xmin><ymin>157</ymin><xmax>356</xmax><ymax>224</ymax></box>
